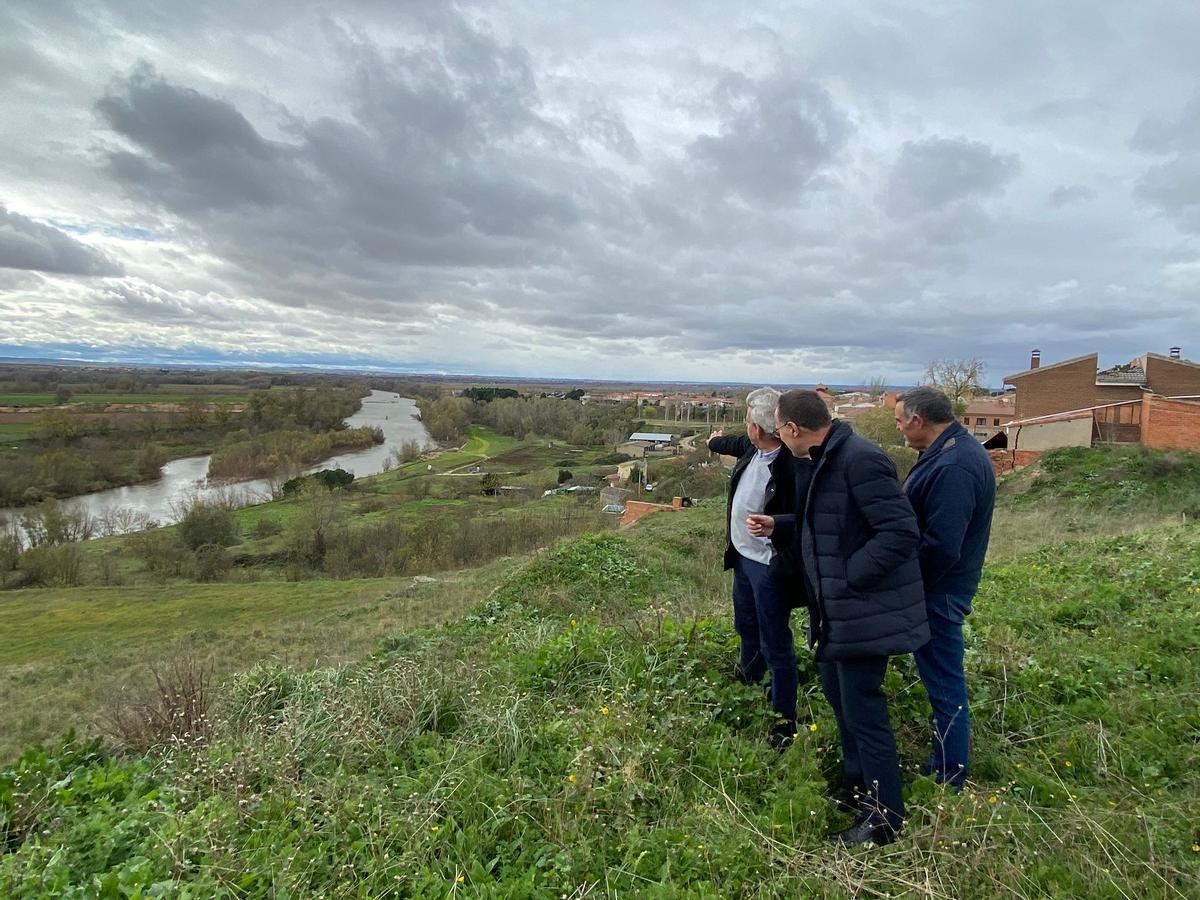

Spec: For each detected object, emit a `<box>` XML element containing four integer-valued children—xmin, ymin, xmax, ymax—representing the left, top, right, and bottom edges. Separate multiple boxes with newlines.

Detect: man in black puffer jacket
<box><xmin>707</xmin><ymin>387</ymin><xmax>808</xmax><ymax>748</ymax></box>
<box><xmin>748</xmin><ymin>389</ymin><xmax>928</xmax><ymax>847</ymax></box>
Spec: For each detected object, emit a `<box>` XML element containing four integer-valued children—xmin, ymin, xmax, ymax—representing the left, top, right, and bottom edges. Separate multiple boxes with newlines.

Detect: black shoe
<box><xmin>826</xmin><ymin>820</ymin><xmax>897</xmax><ymax>848</ymax></box>
<box><xmin>769</xmin><ymin>720</ymin><xmax>797</xmax><ymax>752</ymax></box>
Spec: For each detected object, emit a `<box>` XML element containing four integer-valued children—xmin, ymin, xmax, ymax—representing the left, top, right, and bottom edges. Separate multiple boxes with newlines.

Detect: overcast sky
<box><xmin>2</xmin><ymin>1</ymin><xmax>1199</xmax><ymax>384</ymax></box>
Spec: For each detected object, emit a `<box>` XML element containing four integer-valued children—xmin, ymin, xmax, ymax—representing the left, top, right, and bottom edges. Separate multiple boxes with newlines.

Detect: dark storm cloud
<box><xmin>883</xmin><ymin>137</ymin><xmax>1020</xmax><ymax>219</ymax></box>
<box><xmin>96</xmin><ymin>66</ymin><xmax>305</xmax><ymax>212</ymax></box>
<box><xmin>0</xmin><ymin>205</ymin><xmax>124</xmax><ymax>276</ymax></box>
<box><xmin>687</xmin><ymin>73</ymin><xmax>851</xmax><ymax>203</ymax></box>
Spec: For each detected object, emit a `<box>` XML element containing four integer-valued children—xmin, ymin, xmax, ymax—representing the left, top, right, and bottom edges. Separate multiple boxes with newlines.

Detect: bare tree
<box><xmin>864</xmin><ymin>375</ymin><xmax>888</xmax><ymax>397</ymax></box>
<box><xmin>923</xmin><ymin>358</ymin><xmax>986</xmax><ymax>416</ymax></box>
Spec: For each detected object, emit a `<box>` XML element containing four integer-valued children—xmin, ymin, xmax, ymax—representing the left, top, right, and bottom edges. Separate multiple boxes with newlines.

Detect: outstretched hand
<box><xmin>746</xmin><ymin>514</ymin><xmax>774</xmax><ymax>537</ymax></box>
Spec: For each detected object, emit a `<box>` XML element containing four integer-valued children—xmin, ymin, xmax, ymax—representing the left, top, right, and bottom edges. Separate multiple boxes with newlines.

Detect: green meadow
<box><xmin>2</xmin><ymin>446</ymin><xmax>1199</xmax><ymax>896</ymax></box>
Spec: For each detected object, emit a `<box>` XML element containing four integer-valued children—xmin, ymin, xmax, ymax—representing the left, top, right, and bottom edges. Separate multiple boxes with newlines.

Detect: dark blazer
<box><xmin>707</xmin><ymin>433</ymin><xmax>801</xmax><ymax>575</ymax></box>
<box><xmin>774</xmin><ymin>421</ymin><xmax>929</xmax><ymax>661</ymax></box>
<box><xmin>903</xmin><ymin>420</ymin><xmax>996</xmax><ymax>596</ymax></box>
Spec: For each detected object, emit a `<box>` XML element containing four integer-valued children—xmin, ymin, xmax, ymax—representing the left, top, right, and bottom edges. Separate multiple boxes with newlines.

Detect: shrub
<box><xmin>20</xmin><ymin>499</ymin><xmax>94</xmax><ymax>546</ymax></box>
<box><xmin>594</xmin><ymin>452</ymin><xmax>633</xmax><ymax>465</ymax></box>
<box><xmin>0</xmin><ymin>524</ymin><xmax>22</xmax><ymax>572</ymax></box>
<box><xmin>191</xmin><ymin>544</ymin><xmax>232</xmax><ymax>582</ymax></box>
<box><xmin>313</xmin><ymin>468</ymin><xmax>354</xmax><ymax>490</ymax></box>
<box><xmin>135</xmin><ymin>442</ymin><xmax>167</xmax><ymax>478</ymax></box>
<box><xmin>176</xmin><ymin>502</ymin><xmax>240</xmax><ymax>550</ymax></box>
<box><xmin>884</xmin><ymin>445</ymin><xmax>918</xmax><ymax>480</ymax></box>
<box><xmin>127</xmin><ymin>529</ymin><xmax>191</xmax><ymax>578</ymax></box>
<box><xmin>253</xmin><ymin>517</ymin><xmax>284</xmax><ymax>539</ymax></box>
<box><xmin>283</xmin><ymin>468</ymin><xmax>355</xmax><ymax>496</ymax></box>
<box><xmin>33</xmin><ymin>449</ymin><xmax>91</xmax><ymax>494</ymax></box>
<box><xmin>557</xmin><ymin>468</ymin><xmax>574</xmax><ymax>484</ymax></box>
<box><xmin>285</xmin><ymin>483</ymin><xmax>349</xmax><ymax>567</ymax></box>
<box><xmin>101</xmin><ymin>657</ymin><xmax>212</xmax><ymax>751</ymax></box>
<box><xmin>15</xmin><ymin>543</ymin><xmax>83</xmax><ymax>586</ymax></box>
<box><xmin>396</xmin><ymin>440</ymin><xmax>424</xmax><ymax>463</ymax></box>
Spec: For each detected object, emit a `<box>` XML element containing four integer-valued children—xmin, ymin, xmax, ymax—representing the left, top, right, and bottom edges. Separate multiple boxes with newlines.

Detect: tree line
<box><xmin>416</xmin><ymin>393</ymin><xmax>643</xmax><ymax>447</ymax></box>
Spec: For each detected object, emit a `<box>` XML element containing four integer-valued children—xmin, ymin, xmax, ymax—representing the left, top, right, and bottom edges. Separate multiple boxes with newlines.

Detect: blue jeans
<box><xmin>819</xmin><ymin>657</ymin><xmax>905</xmax><ymax>831</ymax></box>
<box><xmin>732</xmin><ymin>555</ymin><xmax>798</xmax><ymax>725</ymax></box>
<box><xmin>913</xmin><ymin>593</ymin><xmax>973</xmax><ymax>788</ymax></box>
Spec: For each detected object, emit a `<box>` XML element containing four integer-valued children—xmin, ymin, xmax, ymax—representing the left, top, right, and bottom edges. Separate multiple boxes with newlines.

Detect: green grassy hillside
<box><xmin>3</xmin><ymin>467</ymin><xmax>1199</xmax><ymax>895</ymax></box>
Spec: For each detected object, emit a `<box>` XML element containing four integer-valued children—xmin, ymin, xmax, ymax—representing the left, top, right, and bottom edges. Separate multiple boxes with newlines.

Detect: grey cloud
<box><xmin>884</xmin><ymin>137</ymin><xmax>1020</xmax><ymax>218</ymax></box>
<box><xmin>3</xmin><ymin>0</ymin><xmax>1198</xmax><ymax>383</ymax></box>
<box><xmin>575</xmin><ymin>101</ymin><xmax>641</xmax><ymax>162</ymax></box>
<box><xmin>1132</xmin><ymin>93</ymin><xmax>1200</xmax><ymax>232</ymax></box>
<box><xmin>0</xmin><ymin>205</ymin><xmax>124</xmax><ymax>276</ymax></box>
<box><xmin>687</xmin><ymin>72</ymin><xmax>850</xmax><ymax>202</ymax></box>
<box><xmin>1048</xmin><ymin>184</ymin><xmax>1096</xmax><ymax>207</ymax></box>
<box><xmin>1130</xmin><ymin>93</ymin><xmax>1200</xmax><ymax>154</ymax></box>
<box><xmin>1136</xmin><ymin>156</ymin><xmax>1200</xmax><ymax>232</ymax></box>
<box><xmin>96</xmin><ymin>66</ymin><xmax>304</xmax><ymax>212</ymax></box>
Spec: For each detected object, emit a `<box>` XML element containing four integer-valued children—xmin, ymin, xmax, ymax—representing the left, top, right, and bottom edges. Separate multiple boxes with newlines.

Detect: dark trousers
<box><xmin>732</xmin><ymin>555</ymin><xmax>798</xmax><ymax>726</ymax></box>
<box><xmin>819</xmin><ymin>656</ymin><xmax>905</xmax><ymax>831</ymax></box>
<box><xmin>913</xmin><ymin>593</ymin><xmax>973</xmax><ymax>788</ymax></box>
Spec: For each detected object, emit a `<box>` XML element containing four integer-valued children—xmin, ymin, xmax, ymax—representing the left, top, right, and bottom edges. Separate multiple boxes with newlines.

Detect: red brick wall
<box><xmin>988</xmin><ymin>448</ymin><xmax>1044</xmax><ymax>476</ymax></box>
<box><xmin>1010</xmin><ymin>355</ymin><xmax>1098</xmax><ymax>419</ymax></box>
<box><xmin>1141</xmin><ymin>396</ymin><xmax>1200</xmax><ymax>451</ymax></box>
<box><xmin>1094</xmin><ymin>384</ymin><xmax>1144</xmax><ymax>406</ymax></box>
<box><xmin>1145</xmin><ymin>356</ymin><xmax>1200</xmax><ymax>399</ymax></box>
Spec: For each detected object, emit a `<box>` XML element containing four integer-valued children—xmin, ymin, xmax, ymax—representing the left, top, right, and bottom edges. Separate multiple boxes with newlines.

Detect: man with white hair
<box><xmin>707</xmin><ymin>387</ymin><xmax>807</xmax><ymax>749</ymax></box>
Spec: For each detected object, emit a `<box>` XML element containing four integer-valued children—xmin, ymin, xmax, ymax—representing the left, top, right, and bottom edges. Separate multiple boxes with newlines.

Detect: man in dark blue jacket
<box><xmin>749</xmin><ymin>390</ymin><xmax>928</xmax><ymax>846</ymax></box>
<box><xmin>896</xmin><ymin>386</ymin><xmax>996</xmax><ymax>789</ymax></box>
<box><xmin>707</xmin><ymin>387</ymin><xmax>804</xmax><ymax>748</ymax></box>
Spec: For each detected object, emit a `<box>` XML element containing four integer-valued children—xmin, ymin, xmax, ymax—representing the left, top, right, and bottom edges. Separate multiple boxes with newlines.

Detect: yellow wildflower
<box><xmin>808</xmin><ymin>723</ymin><xmax>818</xmax><ymax>732</ymax></box>
<box><xmin>568</xmin><ymin>773</ymin><xmax>576</xmax><ymax>783</ymax></box>
<box><xmin>601</xmin><ymin>707</ymin><xmax>610</xmax><ymax>715</ymax></box>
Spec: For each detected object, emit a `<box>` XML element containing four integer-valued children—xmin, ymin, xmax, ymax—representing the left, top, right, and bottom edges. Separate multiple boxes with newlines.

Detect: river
<box><xmin>43</xmin><ymin>391</ymin><xmax>432</xmax><ymax>535</ymax></box>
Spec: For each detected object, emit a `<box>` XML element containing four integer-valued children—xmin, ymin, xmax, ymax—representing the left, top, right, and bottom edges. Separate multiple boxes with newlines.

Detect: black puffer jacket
<box><xmin>776</xmin><ymin>420</ymin><xmax>928</xmax><ymax>661</ymax></box>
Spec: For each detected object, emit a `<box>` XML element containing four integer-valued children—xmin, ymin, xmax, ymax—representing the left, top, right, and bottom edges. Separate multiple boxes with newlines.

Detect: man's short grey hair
<box><xmin>897</xmin><ymin>385</ymin><xmax>955</xmax><ymax>424</ymax></box>
<box><xmin>745</xmin><ymin>387</ymin><xmax>781</xmax><ymax>431</ymax></box>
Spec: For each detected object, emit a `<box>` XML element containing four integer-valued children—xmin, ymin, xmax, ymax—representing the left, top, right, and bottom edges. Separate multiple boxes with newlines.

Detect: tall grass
<box><xmin>3</xmin><ymin>507</ymin><xmax>1198</xmax><ymax>895</ymax></box>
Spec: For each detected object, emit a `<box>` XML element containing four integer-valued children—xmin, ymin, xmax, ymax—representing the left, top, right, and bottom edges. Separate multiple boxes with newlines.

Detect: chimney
<box><xmin>1030</xmin><ymin>349</ymin><xmax>1041</xmax><ymax>370</ymax></box>
<box><xmin>1169</xmin><ymin>346</ymin><xmax>1181</xmax><ymax>360</ymax></box>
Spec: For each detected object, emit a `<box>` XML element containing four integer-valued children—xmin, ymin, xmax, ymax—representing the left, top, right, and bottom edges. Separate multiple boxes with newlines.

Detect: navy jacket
<box><xmin>707</xmin><ymin>434</ymin><xmax>800</xmax><ymax>573</ymax></box>
<box><xmin>903</xmin><ymin>420</ymin><xmax>996</xmax><ymax>597</ymax></box>
<box><xmin>774</xmin><ymin>421</ymin><xmax>928</xmax><ymax>661</ymax></box>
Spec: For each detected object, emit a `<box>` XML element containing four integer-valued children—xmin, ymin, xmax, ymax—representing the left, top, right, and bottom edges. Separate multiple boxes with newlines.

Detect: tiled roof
<box><xmin>1095</xmin><ymin>364</ymin><xmax>1145</xmax><ymax>385</ymax></box>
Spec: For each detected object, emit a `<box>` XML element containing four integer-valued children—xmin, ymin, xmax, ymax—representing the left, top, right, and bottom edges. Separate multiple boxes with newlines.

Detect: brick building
<box><xmin>1003</xmin><ymin>348</ymin><xmax>1200</xmax><ymax>419</ymax></box>
<box><xmin>962</xmin><ymin>395</ymin><xmax>1016</xmax><ymax>440</ymax></box>
<box><xmin>987</xmin><ymin>348</ymin><xmax>1200</xmax><ymax>469</ymax></box>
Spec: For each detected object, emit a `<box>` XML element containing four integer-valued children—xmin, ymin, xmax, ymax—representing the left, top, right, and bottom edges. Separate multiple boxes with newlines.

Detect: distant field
<box><xmin>70</xmin><ymin>392</ymin><xmax>247</xmax><ymax>405</ymax></box>
<box><xmin>0</xmin><ymin>393</ymin><xmax>55</xmax><ymax>407</ymax></box>
<box><xmin>0</xmin><ymin>391</ymin><xmax>249</xmax><ymax>407</ymax></box>
<box><xmin>0</xmin><ymin>422</ymin><xmax>34</xmax><ymax>441</ymax></box>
